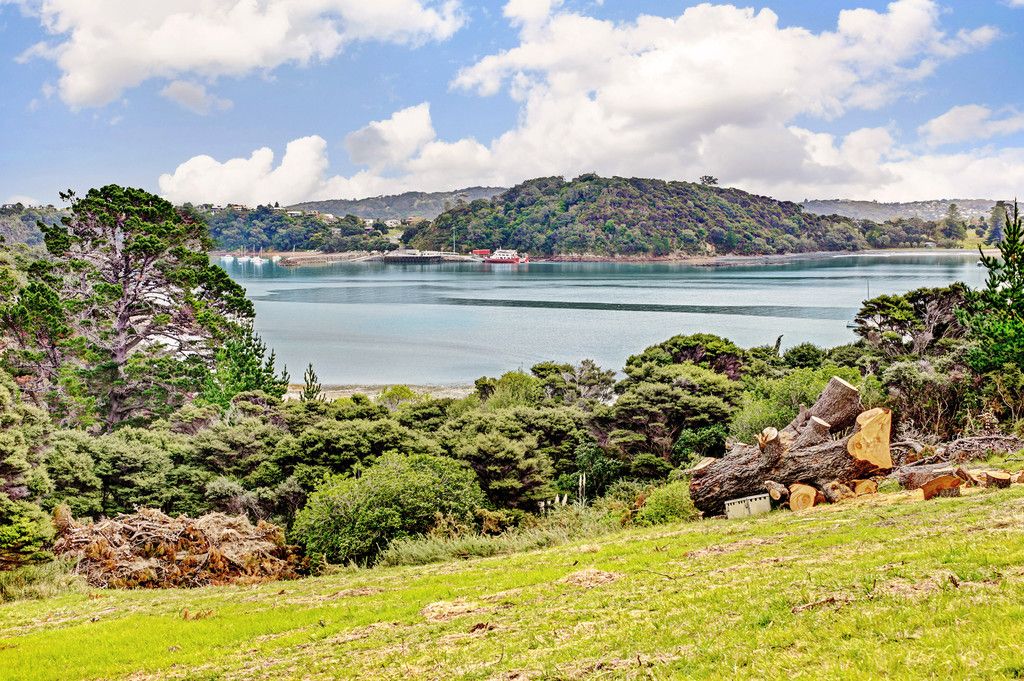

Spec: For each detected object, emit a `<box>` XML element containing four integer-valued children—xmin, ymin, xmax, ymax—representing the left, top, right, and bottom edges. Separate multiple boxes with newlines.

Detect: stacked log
<box><xmin>690</xmin><ymin>377</ymin><xmax>893</xmax><ymax>515</ymax></box>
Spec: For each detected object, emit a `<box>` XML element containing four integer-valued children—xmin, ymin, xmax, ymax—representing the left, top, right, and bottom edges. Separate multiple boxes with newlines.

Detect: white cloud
<box><xmin>158</xmin><ymin>0</ymin><xmax>1021</xmax><ymax>204</ymax></box>
<box><xmin>344</xmin><ymin>104</ymin><xmax>435</xmax><ymax>171</ymax></box>
<box><xmin>160</xmin><ymin>80</ymin><xmax>233</xmax><ymax>115</ymax></box>
<box><xmin>918</xmin><ymin>104</ymin><xmax>1024</xmax><ymax>147</ymax></box>
<box><xmin>13</xmin><ymin>0</ymin><xmax>465</xmax><ymax>108</ymax></box>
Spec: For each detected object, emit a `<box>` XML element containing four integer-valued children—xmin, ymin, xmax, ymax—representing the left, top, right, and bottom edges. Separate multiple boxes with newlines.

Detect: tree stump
<box><xmin>985</xmin><ymin>471</ymin><xmax>1012</xmax><ymax>489</ymax></box>
<box><xmin>921</xmin><ymin>475</ymin><xmax>962</xmax><ymax>500</ymax></box>
<box><xmin>852</xmin><ymin>479</ymin><xmax>877</xmax><ymax>495</ymax></box>
<box><xmin>789</xmin><ymin>484</ymin><xmax>818</xmax><ymax>511</ymax></box>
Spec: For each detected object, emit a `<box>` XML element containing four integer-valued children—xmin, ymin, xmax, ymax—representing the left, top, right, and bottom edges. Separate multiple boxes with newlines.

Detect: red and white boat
<box><xmin>483</xmin><ymin>249</ymin><xmax>529</xmax><ymax>264</ymax></box>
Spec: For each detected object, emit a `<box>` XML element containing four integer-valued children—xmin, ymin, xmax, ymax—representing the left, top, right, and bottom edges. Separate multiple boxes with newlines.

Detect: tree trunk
<box><xmin>690</xmin><ymin>378</ymin><xmax>894</xmax><ymax>516</ymax></box>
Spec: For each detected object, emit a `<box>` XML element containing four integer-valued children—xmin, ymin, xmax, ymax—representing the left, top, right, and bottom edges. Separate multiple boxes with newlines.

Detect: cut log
<box><xmin>781</xmin><ymin>376</ymin><xmax>862</xmax><ymax>437</ymax></box>
<box><xmin>921</xmin><ymin>475</ymin><xmax>962</xmax><ymax>500</ymax></box>
<box><xmin>897</xmin><ymin>463</ymin><xmax>956</xmax><ymax>490</ymax></box>
<box><xmin>1013</xmin><ymin>472</ymin><xmax>1024</xmax><ymax>485</ymax></box>
<box><xmin>684</xmin><ymin>457</ymin><xmax>716</xmax><ymax>475</ymax></box>
<box><xmin>789</xmin><ymin>484</ymin><xmax>818</xmax><ymax>511</ymax></box>
<box><xmin>791</xmin><ymin>417</ymin><xmax>832</xmax><ymax>450</ymax></box>
<box><xmin>822</xmin><ymin>481</ymin><xmax>856</xmax><ymax>504</ymax></box>
<box><xmin>764</xmin><ymin>480</ymin><xmax>789</xmax><ymax>503</ymax></box>
<box><xmin>690</xmin><ymin>396</ymin><xmax>893</xmax><ymax>516</ymax></box>
<box><xmin>953</xmin><ymin>466</ymin><xmax>982</xmax><ymax>487</ymax></box>
<box><xmin>847</xmin><ymin>408</ymin><xmax>893</xmax><ymax>470</ymax></box>
<box><xmin>985</xmin><ymin>471</ymin><xmax>1012</xmax><ymax>489</ymax></box>
<box><xmin>758</xmin><ymin>427</ymin><xmax>788</xmax><ymax>465</ymax></box>
<box><xmin>852</xmin><ymin>479</ymin><xmax>877</xmax><ymax>496</ymax></box>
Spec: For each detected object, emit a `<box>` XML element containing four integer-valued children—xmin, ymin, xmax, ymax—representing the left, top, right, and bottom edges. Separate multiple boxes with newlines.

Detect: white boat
<box><xmin>220</xmin><ymin>255</ymin><xmax>234</xmax><ymax>263</ymax></box>
<box><xmin>251</xmin><ymin>256</ymin><xmax>265</xmax><ymax>266</ymax></box>
<box><xmin>270</xmin><ymin>255</ymin><xmax>282</xmax><ymax>263</ymax></box>
<box><xmin>236</xmin><ymin>255</ymin><xmax>251</xmax><ymax>263</ymax></box>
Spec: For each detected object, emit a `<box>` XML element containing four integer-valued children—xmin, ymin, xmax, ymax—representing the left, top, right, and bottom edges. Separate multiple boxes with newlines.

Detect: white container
<box><xmin>724</xmin><ymin>493</ymin><xmax>772</xmax><ymax>519</ymax></box>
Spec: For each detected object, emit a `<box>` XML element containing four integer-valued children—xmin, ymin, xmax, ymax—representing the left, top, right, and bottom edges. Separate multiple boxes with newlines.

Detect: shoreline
<box><xmin>215</xmin><ymin>246</ymin><xmax>991</xmax><ymax>268</ymax></box>
<box><xmin>284</xmin><ymin>383</ymin><xmax>475</xmax><ymax>401</ymax></box>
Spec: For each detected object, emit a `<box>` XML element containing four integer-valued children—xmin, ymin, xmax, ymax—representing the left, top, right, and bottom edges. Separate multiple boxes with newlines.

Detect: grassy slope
<box><xmin>3</xmin><ymin>487</ymin><xmax>1024</xmax><ymax>680</ymax></box>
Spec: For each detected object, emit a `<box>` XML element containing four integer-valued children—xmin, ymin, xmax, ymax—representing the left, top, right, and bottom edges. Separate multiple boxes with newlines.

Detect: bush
<box><xmin>291</xmin><ymin>454</ymin><xmax>485</xmax><ymax>566</ymax></box>
<box><xmin>634</xmin><ymin>481</ymin><xmax>699</xmax><ymax>526</ymax></box>
<box><xmin>0</xmin><ymin>558</ymin><xmax>85</xmax><ymax>602</ymax></box>
<box><xmin>375</xmin><ymin>505</ymin><xmax>617</xmax><ymax>567</ymax></box>
<box><xmin>783</xmin><ymin>342</ymin><xmax>827</xmax><ymax>369</ymax></box>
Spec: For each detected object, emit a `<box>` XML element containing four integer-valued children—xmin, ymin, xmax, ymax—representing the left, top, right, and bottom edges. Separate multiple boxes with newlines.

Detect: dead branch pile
<box><xmin>52</xmin><ymin>507</ymin><xmax>301</xmax><ymax>588</ymax></box>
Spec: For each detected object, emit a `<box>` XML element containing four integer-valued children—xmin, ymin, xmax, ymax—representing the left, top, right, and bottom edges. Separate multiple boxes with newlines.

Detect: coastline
<box><xmin>216</xmin><ymin>246</ymin><xmax>991</xmax><ymax>269</ymax></box>
<box><xmin>284</xmin><ymin>383</ymin><xmax>475</xmax><ymax>401</ymax></box>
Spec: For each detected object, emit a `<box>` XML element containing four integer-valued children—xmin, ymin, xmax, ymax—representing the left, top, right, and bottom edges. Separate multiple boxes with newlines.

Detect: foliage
<box><xmin>410</xmin><ymin>174</ymin><xmax>952</xmax><ymax>258</ymax></box>
<box><xmin>961</xmin><ymin>201</ymin><xmax>1024</xmax><ymax>372</ymax></box>
<box><xmin>731</xmin><ymin>365</ymin><xmax>863</xmax><ymax>443</ymax></box>
<box><xmin>0</xmin><ymin>557</ymin><xmax>84</xmax><ymax>602</ymax></box>
<box><xmin>199</xmin><ymin>326</ymin><xmax>288</xmax><ymax>408</ymax></box>
<box><xmin>299</xmin><ymin>363</ymin><xmax>323</xmax><ymax>402</ymax></box>
<box><xmin>291</xmin><ymin>453</ymin><xmax>484</xmax><ymax>566</ymax></box>
<box><xmin>634</xmin><ymin>481</ymin><xmax>699</xmax><ymax>526</ymax></box>
<box><xmin>530</xmin><ymin>359</ymin><xmax>615</xmax><ymax>406</ymax></box>
<box><xmin>0</xmin><ymin>370</ymin><xmax>53</xmax><ymax>568</ymax></box>
<box><xmin>375</xmin><ymin>504</ymin><xmax>616</xmax><ymax>567</ymax></box>
<box><xmin>782</xmin><ymin>342</ymin><xmax>826</xmax><ymax>369</ymax></box>
<box><xmin>0</xmin><ymin>186</ymin><xmax>252</xmax><ymax>428</ymax></box>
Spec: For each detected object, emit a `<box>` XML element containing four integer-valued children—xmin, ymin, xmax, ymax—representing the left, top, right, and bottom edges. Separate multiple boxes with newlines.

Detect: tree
<box><xmin>291</xmin><ymin>453</ymin><xmax>484</xmax><ymax>566</ymax></box>
<box><xmin>0</xmin><ymin>186</ymin><xmax>252</xmax><ymax>429</ymax></box>
<box><xmin>699</xmin><ymin>175</ymin><xmax>719</xmax><ymax>187</ymax></box>
<box><xmin>0</xmin><ymin>370</ymin><xmax>53</xmax><ymax>568</ymax></box>
<box><xmin>962</xmin><ymin>200</ymin><xmax>1024</xmax><ymax>371</ymax></box>
<box><xmin>300</xmin><ymin>363</ymin><xmax>323</xmax><ymax>402</ymax></box>
<box><xmin>941</xmin><ymin>203</ymin><xmax>966</xmax><ymax>241</ymax></box>
<box><xmin>987</xmin><ymin>202</ymin><xmax>1007</xmax><ymax>244</ymax></box>
<box><xmin>199</xmin><ymin>326</ymin><xmax>288</xmax><ymax>408</ymax></box>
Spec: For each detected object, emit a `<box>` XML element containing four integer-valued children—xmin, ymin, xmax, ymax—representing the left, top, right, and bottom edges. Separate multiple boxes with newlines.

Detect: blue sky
<box><xmin>2</xmin><ymin>0</ymin><xmax>1023</xmax><ymax>206</ymax></box>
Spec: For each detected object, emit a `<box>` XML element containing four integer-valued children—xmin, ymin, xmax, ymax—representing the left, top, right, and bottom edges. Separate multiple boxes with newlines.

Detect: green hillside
<box><xmin>3</xmin><ymin>485</ymin><xmax>1024</xmax><ymax>680</ymax></box>
<box><xmin>408</xmin><ymin>175</ymin><xmax>956</xmax><ymax>257</ymax></box>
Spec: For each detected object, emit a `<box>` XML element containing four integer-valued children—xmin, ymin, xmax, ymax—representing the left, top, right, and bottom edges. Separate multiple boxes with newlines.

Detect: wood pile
<box><xmin>690</xmin><ymin>377</ymin><xmax>892</xmax><ymax>515</ymax></box>
<box><xmin>52</xmin><ymin>507</ymin><xmax>300</xmax><ymax>588</ymax></box>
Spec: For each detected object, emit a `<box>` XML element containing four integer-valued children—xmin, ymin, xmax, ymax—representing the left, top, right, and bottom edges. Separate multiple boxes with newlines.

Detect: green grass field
<box><xmin>3</xmin><ymin>486</ymin><xmax>1024</xmax><ymax>680</ymax></box>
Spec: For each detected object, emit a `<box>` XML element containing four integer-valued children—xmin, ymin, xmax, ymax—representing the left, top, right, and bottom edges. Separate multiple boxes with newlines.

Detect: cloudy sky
<box><xmin>1</xmin><ymin>0</ymin><xmax>1023</xmax><ymax>206</ymax></box>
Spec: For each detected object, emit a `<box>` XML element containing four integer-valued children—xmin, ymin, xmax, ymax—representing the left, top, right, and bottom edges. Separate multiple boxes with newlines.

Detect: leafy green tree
<box><xmin>292</xmin><ymin>453</ymin><xmax>484</xmax><ymax>566</ymax></box>
<box><xmin>0</xmin><ymin>186</ymin><xmax>252</xmax><ymax>428</ymax></box>
<box><xmin>300</xmin><ymin>363</ymin><xmax>323</xmax><ymax>402</ymax></box>
<box><xmin>962</xmin><ymin>201</ymin><xmax>1024</xmax><ymax>371</ymax></box>
<box><xmin>0</xmin><ymin>371</ymin><xmax>53</xmax><ymax>568</ymax></box>
<box><xmin>699</xmin><ymin>175</ymin><xmax>719</xmax><ymax>187</ymax></box>
<box><xmin>199</xmin><ymin>326</ymin><xmax>288</xmax><ymax>409</ymax></box>
<box><xmin>782</xmin><ymin>342</ymin><xmax>827</xmax><ymax>368</ymax></box>
<box><xmin>531</xmin><ymin>359</ymin><xmax>615</xmax><ymax>405</ymax></box>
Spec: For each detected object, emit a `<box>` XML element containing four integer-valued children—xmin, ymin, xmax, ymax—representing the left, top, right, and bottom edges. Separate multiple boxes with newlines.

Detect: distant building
<box><xmin>384</xmin><ymin>219</ymin><xmax>402</xmax><ymax>228</ymax></box>
<box><xmin>402</xmin><ymin>216</ymin><xmax>428</xmax><ymax>225</ymax></box>
<box><xmin>286</xmin><ymin>210</ymin><xmax>303</xmax><ymax>217</ymax></box>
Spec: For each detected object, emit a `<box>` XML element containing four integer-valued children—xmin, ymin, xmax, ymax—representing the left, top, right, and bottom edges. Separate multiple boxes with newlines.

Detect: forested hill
<box><xmin>0</xmin><ymin>203</ymin><xmax>62</xmax><ymax>245</ymax></box>
<box><xmin>288</xmin><ymin>186</ymin><xmax>504</xmax><ymax>220</ymax></box>
<box><xmin>407</xmin><ymin>175</ymin><xmax>957</xmax><ymax>257</ymax></box>
<box><xmin>801</xmin><ymin>198</ymin><xmax>996</xmax><ymax>222</ymax></box>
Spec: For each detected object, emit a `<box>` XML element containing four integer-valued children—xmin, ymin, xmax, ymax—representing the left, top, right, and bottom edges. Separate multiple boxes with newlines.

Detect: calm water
<box><xmin>222</xmin><ymin>253</ymin><xmax>985</xmax><ymax>385</ymax></box>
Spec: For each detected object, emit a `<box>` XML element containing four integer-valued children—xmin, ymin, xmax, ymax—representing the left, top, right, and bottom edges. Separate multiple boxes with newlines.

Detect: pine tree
<box><xmin>962</xmin><ymin>200</ymin><xmax>1024</xmax><ymax>371</ymax></box>
<box><xmin>300</xmin><ymin>363</ymin><xmax>324</xmax><ymax>402</ymax></box>
<box><xmin>987</xmin><ymin>202</ymin><xmax>1007</xmax><ymax>244</ymax></box>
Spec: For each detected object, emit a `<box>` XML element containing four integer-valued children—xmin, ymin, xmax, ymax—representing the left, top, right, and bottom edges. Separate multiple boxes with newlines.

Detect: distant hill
<box><xmin>801</xmin><ymin>198</ymin><xmax>997</xmax><ymax>222</ymax></box>
<box><xmin>288</xmin><ymin>187</ymin><xmax>505</xmax><ymax>221</ymax></box>
<box><xmin>408</xmin><ymin>175</ymin><xmax>958</xmax><ymax>258</ymax></box>
<box><xmin>0</xmin><ymin>203</ymin><xmax>62</xmax><ymax>246</ymax></box>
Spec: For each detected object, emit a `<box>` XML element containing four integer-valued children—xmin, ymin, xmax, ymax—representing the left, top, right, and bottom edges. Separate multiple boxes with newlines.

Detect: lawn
<box><xmin>3</xmin><ymin>486</ymin><xmax>1024</xmax><ymax>680</ymax></box>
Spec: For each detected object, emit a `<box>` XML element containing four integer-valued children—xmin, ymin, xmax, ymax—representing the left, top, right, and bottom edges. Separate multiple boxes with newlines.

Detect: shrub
<box><xmin>634</xmin><ymin>481</ymin><xmax>699</xmax><ymax>526</ymax></box>
<box><xmin>0</xmin><ymin>558</ymin><xmax>85</xmax><ymax>602</ymax></box>
<box><xmin>783</xmin><ymin>342</ymin><xmax>827</xmax><ymax>369</ymax></box>
<box><xmin>375</xmin><ymin>505</ymin><xmax>617</xmax><ymax>567</ymax></box>
<box><xmin>291</xmin><ymin>454</ymin><xmax>485</xmax><ymax>566</ymax></box>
